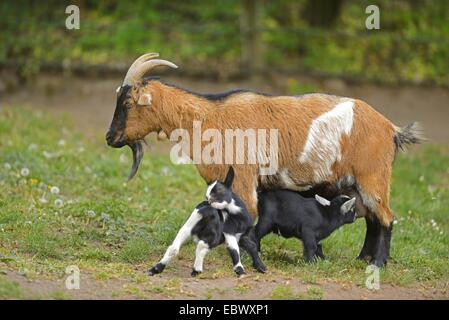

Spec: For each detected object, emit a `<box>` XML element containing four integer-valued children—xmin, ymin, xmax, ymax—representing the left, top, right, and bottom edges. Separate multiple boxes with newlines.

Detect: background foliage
<box><xmin>1</xmin><ymin>0</ymin><xmax>449</xmax><ymax>85</ymax></box>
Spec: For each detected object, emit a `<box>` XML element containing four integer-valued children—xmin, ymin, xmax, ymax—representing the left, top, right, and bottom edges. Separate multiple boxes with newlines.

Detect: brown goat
<box><xmin>106</xmin><ymin>53</ymin><xmax>422</xmax><ymax>267</ymax></box>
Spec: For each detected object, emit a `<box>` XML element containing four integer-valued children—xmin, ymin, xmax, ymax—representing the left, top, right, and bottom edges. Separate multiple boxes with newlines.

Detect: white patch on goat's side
<box><xmin>206</xmin><ymin>181</ymin><xmax>217</xmax><ymax>200</ymax></box>
<box><xmin>115</xmin><ymin>86</ymin><xmax>121</xmax><ymax>93</ymax></box>
<box><xmin>160</xmin><ymin>208</ymin><xmax>202</xmax><ymax>265</ymax></box>
<box><xmin>299</xmin><ymin>100</ymin><xmax>354</xmax><ymax>182</ymax></box>
<box><xmin>315</xmin><ymin>194</ymin><xmax>331</xmax><ymax>206</ymax></box>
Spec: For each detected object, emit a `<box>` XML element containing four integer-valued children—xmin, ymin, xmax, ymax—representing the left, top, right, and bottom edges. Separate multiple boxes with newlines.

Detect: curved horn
<box><xmin>122</xmin><ymin>53</ymin><xmax>159</xmax><ymax>85</ymax></box>
<box><xmin>123</xmin><ymin>59</ymin><xmax>178</xmax><ymax>86</ymax></box>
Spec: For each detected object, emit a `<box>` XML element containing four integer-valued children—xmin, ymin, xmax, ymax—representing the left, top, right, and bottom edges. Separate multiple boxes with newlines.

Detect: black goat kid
<box><xmin>149</xmin><ymin>167</ymin><xmax>266</xmax><ymax>277</ymax></box>
<box><xmin>255</xmin><ymin>190</ymin><xmax>357</xmax><ymax>262</ymax></box>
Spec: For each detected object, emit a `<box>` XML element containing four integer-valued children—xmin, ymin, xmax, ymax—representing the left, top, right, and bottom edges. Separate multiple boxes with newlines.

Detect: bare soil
<box><xmin>3</xmin><ymin>266</ymin><xmax>448</xmax><ymax>300</ymax></box>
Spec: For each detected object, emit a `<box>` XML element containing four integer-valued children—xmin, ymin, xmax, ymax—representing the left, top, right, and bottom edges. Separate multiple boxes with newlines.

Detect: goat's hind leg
<box><xmin>239</xmin><ymin>232</ymin><xmax>266</xmax><ymax>273</ymax></box>
<box><xmin>254</xmin><ymin>216</ymin><xmax>274</xmax><ymax>252</ymax></box>
<box><xmin>149</xmin><ymin>209</ymin><xmax>202</xmax><ymax>275</ymax></box>
<box><xmin>357</xmin><ymin>216</ymin><xmax>380</xmax><ymax>261</ymax></box>
<box><xmin>224</xmin><ymin>233</ymin><xmax>245</xmax><ymax>276</ymax></box>
<box><xmin>356</xmin><ymin>171</ymin><xmax>394</xmax><ymax>267</ymax></box>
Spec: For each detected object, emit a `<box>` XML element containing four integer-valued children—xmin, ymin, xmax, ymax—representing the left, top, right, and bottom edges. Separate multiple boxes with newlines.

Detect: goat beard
<box><xmin>127</xmin><ymin>141</ymin><xmax>144</xmax><ymax>181</ymax></box>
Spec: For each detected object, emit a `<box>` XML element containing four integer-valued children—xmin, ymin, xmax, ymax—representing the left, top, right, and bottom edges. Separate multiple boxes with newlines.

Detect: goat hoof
<box><xmin>254</xmin><ymin>263</ymin><xmax>266</xmax><ymax>273</ymax></box>
<box><xmin>191</xmin><ymin>269</ymin><xmax>201</xmax><ymax>277</ymax></box>
<box><xmin>370</xmin><ymin>257</ymin><xmax>388</xmax><ymax>268</ymax></box>
<box><xmin>148</xmin><ymin>263</ymin><xmax>165</xmax><ymax>276</ymax></box>
<box><xmin>234</xmin><ymin>266</ymin><xmax>246</xmax><ymax>276</ymax></box>
<box><xmin>357</xmin><ymin>253</ymin><xmax>372</xmax><ymax>262</ymax></box>
<box><xmin>304</xmin><ymin>256</ymin><xmax>319</xmax><ymax>264</ymax></box>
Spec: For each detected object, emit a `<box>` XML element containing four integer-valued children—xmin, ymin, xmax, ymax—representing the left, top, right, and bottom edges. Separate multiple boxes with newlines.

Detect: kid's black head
<box><xmin>315</xmin><ymin>194</ymin><xmax>357</xmax><ymax>224</ymax></box>
<box><xmin>206</xmin><ymin>166</ymin><xmax>234</xmax><ymax>210</ymax></box>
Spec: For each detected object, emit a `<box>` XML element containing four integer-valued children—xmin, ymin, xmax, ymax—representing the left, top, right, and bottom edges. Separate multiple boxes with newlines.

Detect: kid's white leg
<box><xmin>191</xmin><ymin>240</ymin><xmax>210</xmax><ymax>276</ymax></box>
<box><xmin>224</xmin><ymin>233</ymin><xmax>245</xmax><ymax>275</ymax></box>
<box><xmin>149</xmin><ymin>209</ymin><xmax>202</xmax><ymax>275</ymax></box>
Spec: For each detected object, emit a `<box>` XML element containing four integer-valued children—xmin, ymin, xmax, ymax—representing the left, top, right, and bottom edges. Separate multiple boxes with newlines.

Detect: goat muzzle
<box><xmin>106</xmin><ymin>132</ymin><xmax>126</xmax><ymax>148</ymax></box>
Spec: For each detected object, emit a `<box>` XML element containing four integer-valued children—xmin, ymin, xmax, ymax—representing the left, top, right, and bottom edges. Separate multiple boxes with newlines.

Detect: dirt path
<box><xmin>3</xmin><ymin>266</ymin><xmax>447</xmax><ymax>300</ymax></box>
<box><xmin>2</xmin><ymin>74</ymin><xmax>449</xmax><ymax>143</ymax></box>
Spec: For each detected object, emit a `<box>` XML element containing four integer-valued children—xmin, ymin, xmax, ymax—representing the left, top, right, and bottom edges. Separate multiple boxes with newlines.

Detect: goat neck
<box><xmin>152</xmin><ymin>81</ymin><xmax>215</xmax><ymax>135</ymax></box>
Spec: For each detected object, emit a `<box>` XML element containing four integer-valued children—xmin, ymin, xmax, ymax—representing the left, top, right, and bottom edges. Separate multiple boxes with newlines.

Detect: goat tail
<box><xmin>393</xmin><ymin>122</ymin><xmax>424</xmax><ymax>152</ymax></box>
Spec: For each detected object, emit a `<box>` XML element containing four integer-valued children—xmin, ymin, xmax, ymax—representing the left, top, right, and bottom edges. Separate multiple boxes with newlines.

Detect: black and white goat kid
<box><xmin>255</xmin><ymin>190</ymin><xmax>357</xmax><ymax>263</ymax></box>
<box><xmin>149</xmin><ymin>167</ymin><xmax>265</xmax><ymax>277</ymax></box>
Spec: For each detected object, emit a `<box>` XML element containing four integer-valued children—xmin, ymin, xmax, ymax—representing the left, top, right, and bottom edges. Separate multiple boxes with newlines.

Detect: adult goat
<box><xmin>106</xmin><ymin>53</ymin><xmax>422</xmax><ymax>266</ymax></box>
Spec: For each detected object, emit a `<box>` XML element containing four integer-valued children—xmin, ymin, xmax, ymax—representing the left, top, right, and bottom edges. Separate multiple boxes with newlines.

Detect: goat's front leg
<box><xmin>191</xmin><ymin>240</ymin><xmax>210</xmax><ymax>277</ymax></box>
<box><xmin>149</xmin><ymin>209</ymin><xmax>203</xmax><ymax>275</ymax></box>
<box><xmin>301</xmin><ymin>229</ymin><xmax>319</xmax><ymax>263</ymax></box>
<box><xmin>224</xmin><ymin>233</ymin><xmax>245</xmax><ymax>276</ymax></box>
<box><xmin>315</xmin><ymin>243</ymin><xmax>325</xmax><ymax>260</ymax></box>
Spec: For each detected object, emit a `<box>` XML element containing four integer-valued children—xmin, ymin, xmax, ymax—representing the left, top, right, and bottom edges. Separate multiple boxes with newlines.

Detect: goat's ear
<box><xmin>315</xmin><ymin>194</ymin><xmax>330</xmax><ymax>206</ymax></box>
<box><xmin>137</xmin><ymin>93</ymin><xmax>152</xmax><ymax>106</ymax></box>
<box><xmin>224</xmin><ymin>166</ymin><xmax>235</xmax><ymax>189</ymax></box>
<box><xmin>340</xmin><ymin>197</ymin><xmax>356</xmax><ymax>214</ymax></box>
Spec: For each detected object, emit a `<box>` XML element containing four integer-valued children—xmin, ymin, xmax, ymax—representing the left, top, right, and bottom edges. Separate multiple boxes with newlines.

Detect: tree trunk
<box><xmin>240</xmin><ymin>0</ymin><xmax>263</xmax><ymax>76</ymax></box>
<box><xmin>303</xmin><ymin>0</ymin><xmax>343</xmax><ymax>28</ymax></box>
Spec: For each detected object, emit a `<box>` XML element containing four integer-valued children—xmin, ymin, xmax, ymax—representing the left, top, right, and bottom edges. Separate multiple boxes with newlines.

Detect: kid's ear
<box><xmin>137</xmin><ymin>93</ymin><xmax>152</xmax><ymax>106</ymax></box>
<box><xmin>224</xmin><ymin>166</ymin><xmax>235</xmax><ymax>189</ymax></box>
<box><xmin>340</xmin><ymin>197</ymin><xmax>356</xmax><ymax>214</ymax></box>
<box><xmin>315</xmin><ymin>194</ymin><xmax>330</xmax><ymax>206</ymax></box>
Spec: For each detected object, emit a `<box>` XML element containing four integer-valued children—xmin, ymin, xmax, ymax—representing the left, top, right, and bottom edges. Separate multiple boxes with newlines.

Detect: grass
<box><xmin>270</xmin><ymin>285</ymin><xmax>324</xmax><ymax>300</ymax></box>
<box><xmin>0</xmin><ymin>107</ymin><xmax>448</xmax><ymax>299</ymax></box>
<box><xmin>0</xmin><ymin>276</ymin><xmax>22</xmax><ymax>299</ymax></box>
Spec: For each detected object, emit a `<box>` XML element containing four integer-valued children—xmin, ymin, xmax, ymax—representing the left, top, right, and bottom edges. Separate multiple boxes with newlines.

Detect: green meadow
<box><xmin>0</xmin><ymin>107</ymin><xmax>448</xmax><ymax>299</ymax></box>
